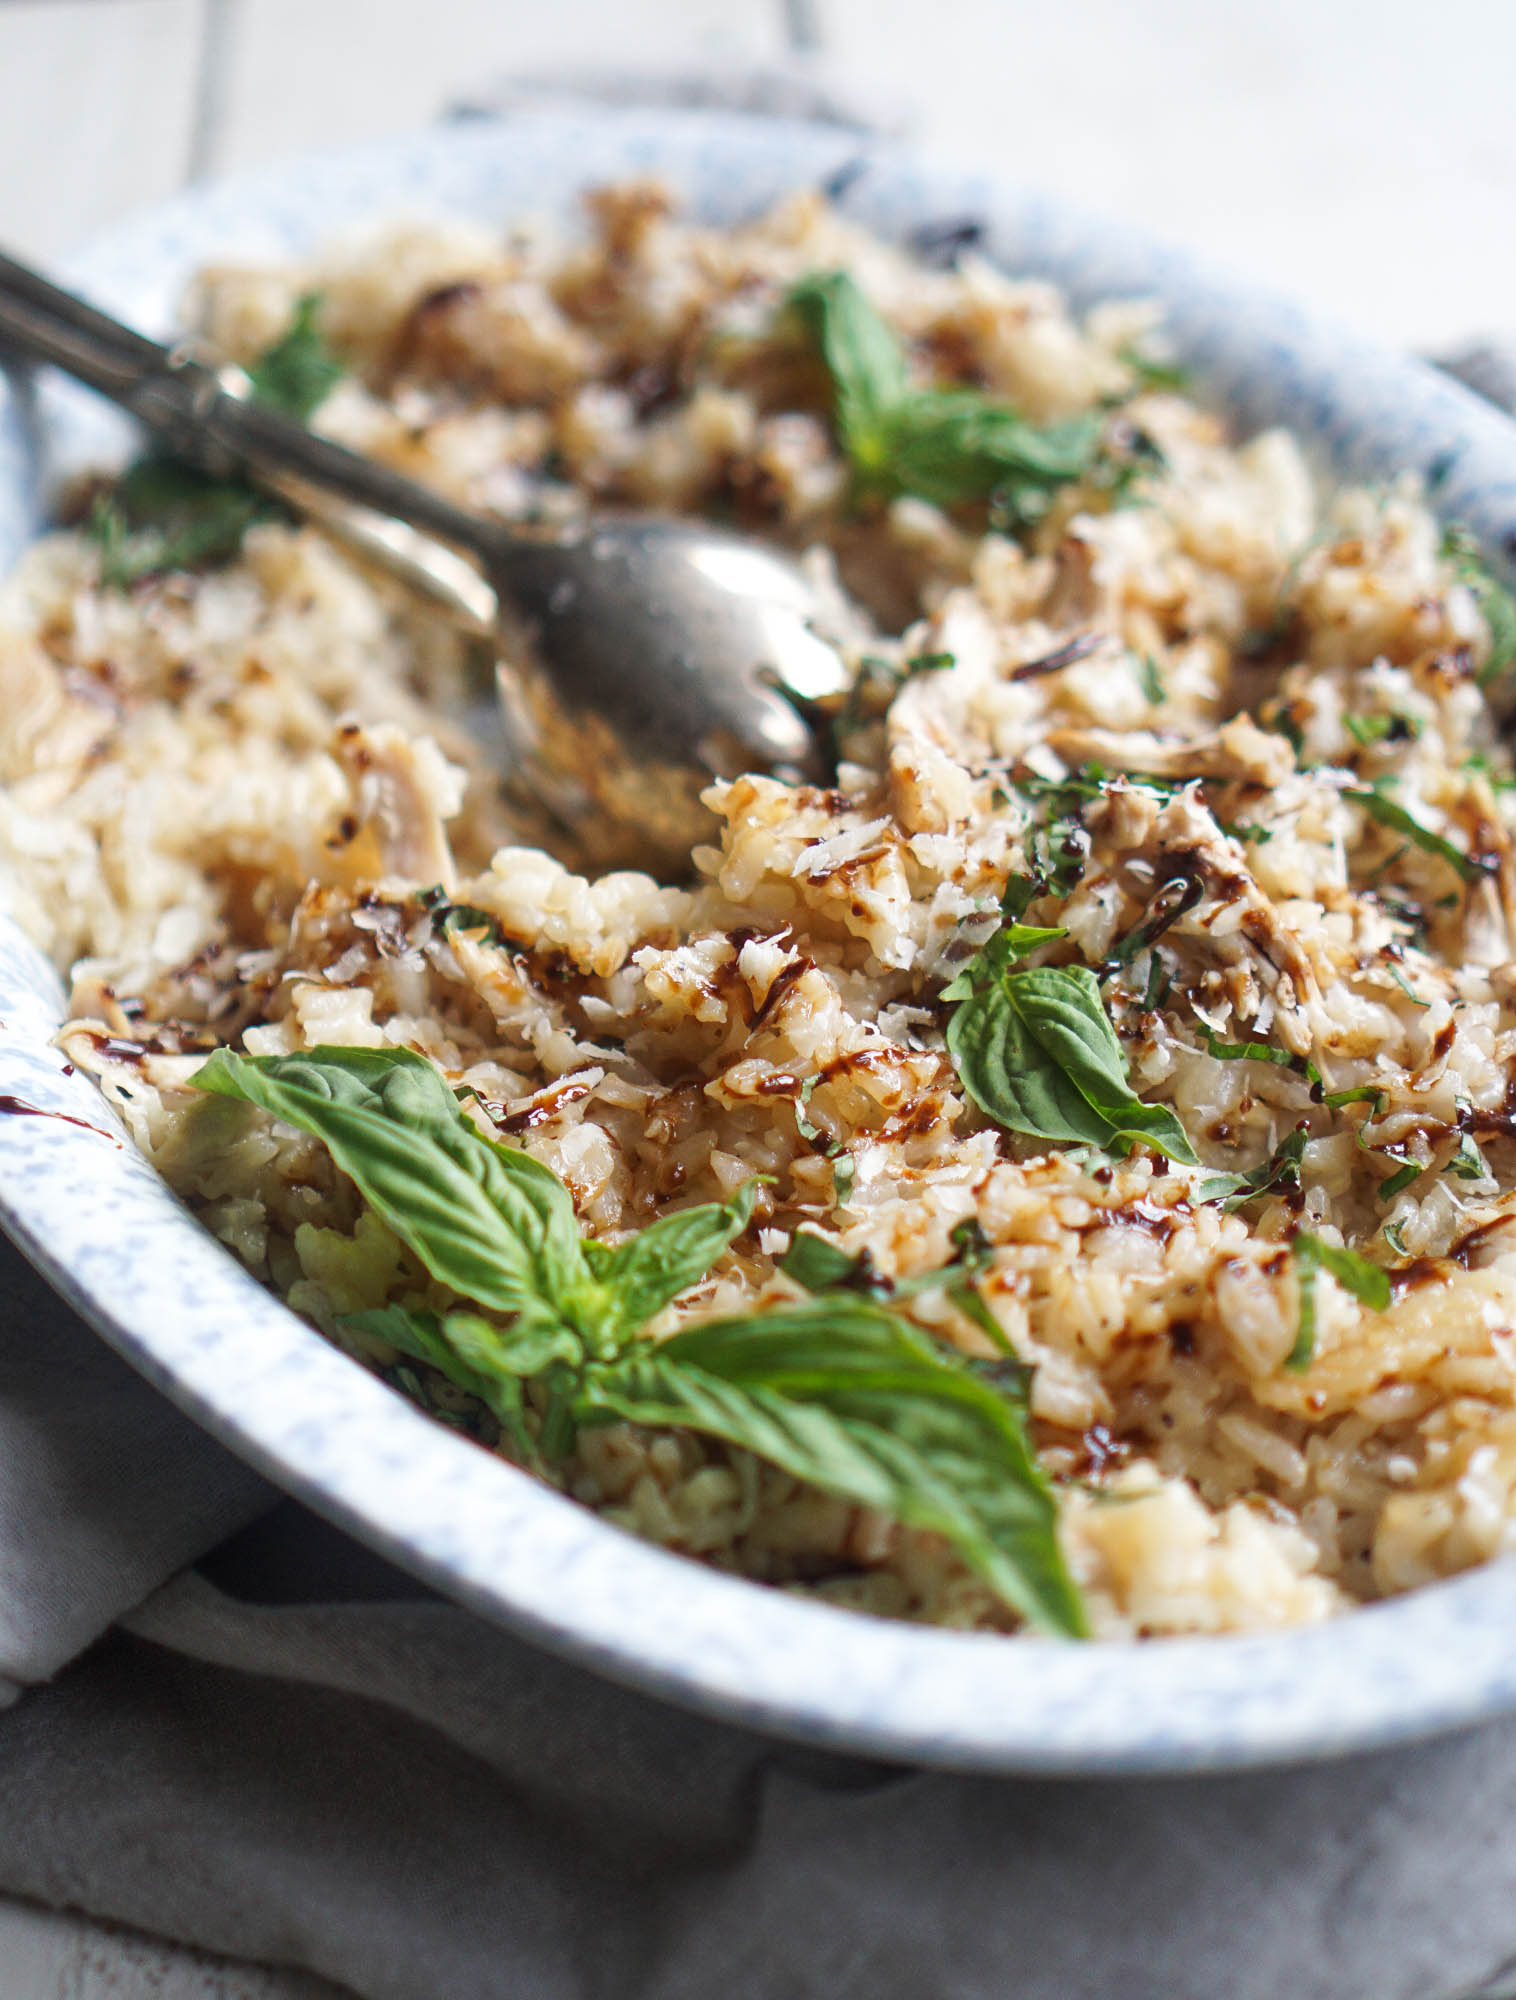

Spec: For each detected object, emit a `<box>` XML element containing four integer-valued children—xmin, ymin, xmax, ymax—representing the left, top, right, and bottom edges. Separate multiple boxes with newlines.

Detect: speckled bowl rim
<box><xmin>5</xmin><ymin>108</ymin><xmax>1516</xmax><ymax>1777</ymax></box>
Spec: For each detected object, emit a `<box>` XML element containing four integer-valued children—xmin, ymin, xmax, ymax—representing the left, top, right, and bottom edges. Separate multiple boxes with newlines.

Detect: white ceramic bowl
<box><xmin>6</xmin><ymin>108</ymin><xmax>1516</xmax><ymax>1776</ymax></box>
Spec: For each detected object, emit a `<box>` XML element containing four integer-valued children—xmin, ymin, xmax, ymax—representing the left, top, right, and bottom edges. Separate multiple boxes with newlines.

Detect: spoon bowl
<box><xmin>0</xmin><ymin>248</ymin><xmax>851</xmax><ymax>874</ymax></box>
<box><xmin>486</xmin><ymin>515</ymin><xmax>848</xmax><ymax>869</ymax></box>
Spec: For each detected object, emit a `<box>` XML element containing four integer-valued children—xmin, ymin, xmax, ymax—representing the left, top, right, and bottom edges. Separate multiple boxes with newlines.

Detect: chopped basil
<box><xmin>1386</xmin><ymin>963</ymin><xmax>1430</xmax><ymax>1008</ymax></box>
<box><xmin>88</xmin><ymin>459</ymin><xmax>276</xmax><ymax>587</ymax></box>
<box><xmin>1446</xmin><ymin>1131</ymin><xmax>1491</xmax><ymax>1182</ymax></box>
<box><xmin>1142</xmin><ymin>951</ymin><xmax>1171</xmax><ymax>1012</ymax></box>
<box><xmin>1219</xmin><ymin>819</ymin><xmax>1275</xmax><ymax>845</ymax></box>
<box><xmin>1289</xmin><ymin>1230</ymin><xmax>1392</xmax><ymax>1371</ymax></box>
<box><xmin>1377</xmin><ymin>1160</ymin><xmax>1423</xmax><ymax>1201</ymax></box>
<box><xmin>1321</xmin><ymin>1085</ymin><xmax>1386</xmax><ymax>1111</ymax></box>
<box><xmin>1442</xmin><ymin>525</ymin><xmax>1516</xmax><ymax>686</ymax></box>
<box><xmin>432</xmin><ymin>901</ymin><xmax>505</xmax><ymax>944</ymax></box>
<box><xmin>1344</xmin><ymin>711</ymin><xmax>1420</xmax><ymax>749</ymax></box>
<box><xmin>1382</xmin><ymin>1219</ymin><xmax>1410</xmax><ymax>1257</ymax></box>
<box><xmin>780</xmin><ymin>1231</ymin><xmax>863</xmax><ymax>1292</ymax></box>
<box><xmin>1198</xmin><ymin>1126</ymin><xmax>1308</xmax><ymax>1211</ymax></box>
<box><xmin>1118</xmin><ymin>342</ymin><xmax>1191</xmax><ymax>394</ymax></box>
<box><xmin>1347</xmin><ymin>786</ymin><xmax>1495</xmax><ymax>886</ymax></box>
<box><xmin>192</xmin><ymin>1044</ymin><xmax>1083</xmax><ymax>1636</ymax></box>
<box><xmin>1204</xmin><ymin>1035</ymin><xmax>1320</xmax><ymax>1084</ymax></box>
<box><xmin>795</xmin><ymin>1073</ymin><xmax>823</xmax><ymax>1144</ymax></box>
<box><xmin>245</xmin><ymin>293</ymin><xmax>344</xmax><ymax>421</ymax></box>
<box><xmin>1134</xmin><ymin>653</ymin><xmax>1166</xmax><ymax>704</ymax></box>
<box><xmin>1102</xmin><ymin>871</ymin><xmax>1204</xmax><ymax>972</ymax></box>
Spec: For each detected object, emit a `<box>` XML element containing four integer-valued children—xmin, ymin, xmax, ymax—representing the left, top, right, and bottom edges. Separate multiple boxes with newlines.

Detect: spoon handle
<box><xmin>0</xmin><ymin>248</ymin><xmax>500</xmax><ymax>628</ymax></box>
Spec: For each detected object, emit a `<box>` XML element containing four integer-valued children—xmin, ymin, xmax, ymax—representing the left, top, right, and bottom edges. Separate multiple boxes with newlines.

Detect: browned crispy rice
<box><xmin>7</xmin><ymin>179</ymin><xmax>1516</xmax><ymax>1637</ymax></box>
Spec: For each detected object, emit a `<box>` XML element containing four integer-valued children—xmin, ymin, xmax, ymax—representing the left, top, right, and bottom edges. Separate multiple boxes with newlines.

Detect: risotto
<box><xmin>5</xmin><ymin>179</ymin><xmax>1516</xmax><ymax>1639</ymax></box>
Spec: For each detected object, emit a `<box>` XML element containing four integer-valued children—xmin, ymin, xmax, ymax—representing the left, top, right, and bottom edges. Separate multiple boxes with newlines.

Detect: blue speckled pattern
<box><xmin>6</xmin><ymin>110</ymin><xmax>1516</xmax><ymax>1777</ymax></box>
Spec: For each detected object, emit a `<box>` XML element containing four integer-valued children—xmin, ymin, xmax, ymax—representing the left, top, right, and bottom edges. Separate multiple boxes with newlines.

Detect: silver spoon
<box><xmin>0</xmin><ymin>250</ymin><xmax>851</xmax><ymax>874</ymax></box>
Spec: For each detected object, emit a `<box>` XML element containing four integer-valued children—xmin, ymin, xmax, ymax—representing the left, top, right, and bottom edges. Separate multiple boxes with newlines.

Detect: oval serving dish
<box><xmin>6</xmin><ymin>107</ymin><xmax>1516</xmax><ymax>1776</ymax></box>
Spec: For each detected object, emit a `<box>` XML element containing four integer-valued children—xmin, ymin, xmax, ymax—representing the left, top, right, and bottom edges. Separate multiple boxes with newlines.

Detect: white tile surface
<box><xmin>818</xmin><ymin>0</ymin><xmax>1516</xmax><ymax>349</ymax></box>
<box><xmin>0</xmin><ymin>0</ymin><xmax>203</xmax><ymax>258</ymax></box>
<box><xmin>205</xmin><ymin>0</ymin><xmax>786</xmax><ymax>178</ymax></box>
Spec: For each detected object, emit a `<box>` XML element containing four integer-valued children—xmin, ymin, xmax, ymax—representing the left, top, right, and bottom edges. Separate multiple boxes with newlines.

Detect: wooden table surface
<box><xmin>1</xmin><ymin>1</ymin><xmax>1512</xmax><ymax>1992</ymax></box>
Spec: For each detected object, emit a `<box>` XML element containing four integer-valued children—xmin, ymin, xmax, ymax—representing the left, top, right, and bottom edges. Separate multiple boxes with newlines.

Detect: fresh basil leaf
<box><xmin>789</xmin><ymin>269</ymin><xmax>1099</xmax><ymax>519</ymax></box>
<box><xmin>787</xmin><ymin>270</ymin><xmax>909</xmax><ymax>479</ymax></box>
<box><xmin>939</xmin><ymin>922</ymin><xmax>1066</xmax><ymax>1002</ymax></box>
<box><xmin>883</xmin><ymin>392</ymin><xmax>1100</xmax><ymax>517</ymax></box>
<box><xmin>246</xmin><ymin>293</ymin><xmax>344</xmax><ymax>420</ymax></box>
<box><xmin>587</xmin><ymin>1182</ymin><xmax>760</xmax><ymax>1342</ymax></box>
<box><xmin>781</xmin><ymin>1230</ymin><xmax>864</xmax><ymax>1292</ymax></box>
<box><xmin>578</xmin><ymin>1296</ymin><xmax>1084</xmax><ymax>1636</ymax></box>
<box><xmin>1346</xmin><ymin>787</ymin><xmax>1494</xmax><ymax>885</ymax></box>
<box><xmin>194</xmin><ymin>1045</ymin><xmax>593</xmax><ymax>1324</ymax></box>
<box><xmin>948</xmin><ymin>959</ymin><xmax>1197</xmax><ymax>1163</ymax></box>
<box><xmin>343</xmin><ymin>1301</ymin><xmax>576</xmax><ymax>1453</ymax></box>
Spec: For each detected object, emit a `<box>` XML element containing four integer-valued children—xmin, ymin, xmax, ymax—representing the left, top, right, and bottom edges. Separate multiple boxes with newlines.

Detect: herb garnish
<box><xmin>1346</xmin><ymin>787</ymin><xmax>1494</xmax><ymax>887</ymax></box>
<box><xmin>245</xmin><ymin>293</ymin><xmax>345</xmax><ymax>420</ymax></box>
<box><xmin>1321</xmin><ymin>1085</ymin><xmax>1386</xmax><ymax>1111</ymax></box>
<box><xmin>1446</xmin><ymin>1130</ymin><xmax>1491</xmax><ymax>1182</ymax></box>
<box><xmin>788</xmin><ymin>270</ymin><xmax>1099</xmax><ymax>526</ymax></box>
<box><xmin>1442</xmin><ymin>525</ymin><xmax>1516</xmax><ymax>686</ymax></box>
<box><xmin>1386</xmin><ymin>962</ymin><xmax>1430</xmax><ymax>1008</ymax></box>
<box><xmin>193</xmin><ymin>1045</ymin><xmax>1084</xmax><ymax>1636</ymax></box>
<box><xmin>1118</xmin><ymin>342</ymin><xmax>1191</xmax><ymax>394</ymax></box>
<box><xmin>781</xmin><ymin>1215</ymin><xmax>1013</xmax><ymax>1357</ymax></box>
<box><xmin>1135</xmin><ymin>653</ymin><xmax>1166</xmax><ymax>705</ymax></box>
<box><xmin>88</xmin><ymin>460</ymin><xmax>276</xmax><ymax>589</ymax></box>
<box><xmin>1289</xmin><ymin>1230</ymin><xmax>1391</xmax><ymax>1371</ymax></box>
<box><xmin>1377</xmin><ymin>1160</ymin><xmax>1422</xmax><ymax>1201</ymax></box>
<box><xmin>88</xmin><ymin>293</ymin><xmax>344</xmax><ymax>587</ymax></box>
<box><xmin>1344</xmin><ymin>711</ymin><xmax>1419</xmax><ymax>749</ymax></box>
<box><xmin>941</xmin><ymin>913</ymin><xmax>1197</xmax><ymax>1163</ymax></box>
<box><xmin>1204</xmin><ymin>1035</ymin><xmax>1320</xmax><ymax>1084</ymax></box>
<box><xmin>1198</xmin><ymin>1127</ymin><xmax>1308</xmax><ymax>1211</ymax></box>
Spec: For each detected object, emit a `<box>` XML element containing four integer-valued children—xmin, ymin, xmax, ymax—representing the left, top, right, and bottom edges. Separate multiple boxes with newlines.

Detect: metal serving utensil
<box><xmin>0</xmin><ymin>250</ymin><xmax>850</xmax><ymax>873</ymax></box>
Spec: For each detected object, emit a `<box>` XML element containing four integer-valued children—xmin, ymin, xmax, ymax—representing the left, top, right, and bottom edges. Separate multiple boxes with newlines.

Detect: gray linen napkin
<box><xmin>0</xmin><ymin>1232</ymin><xmax>271</xmax><ymax>1702</ymax></box>
<box><xmin>8</xmin><ymin>1225</ymin><xmax>1516</xmax><ymax>2000</ymax></box>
